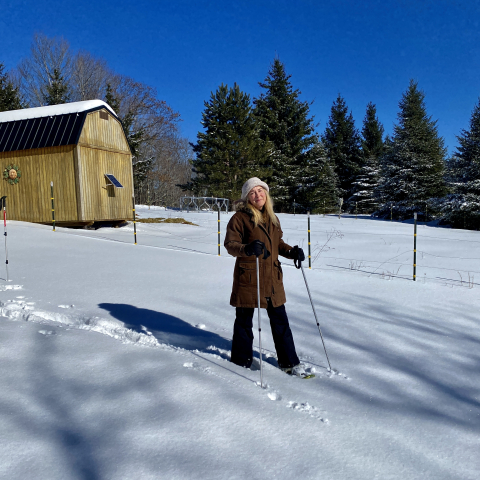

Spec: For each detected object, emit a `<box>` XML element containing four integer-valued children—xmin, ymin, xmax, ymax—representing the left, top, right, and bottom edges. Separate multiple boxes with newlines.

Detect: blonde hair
<box><xmin>246</xmin><ymin>189</ymin><xmax>279</xmax><ymax>227</ymax></box>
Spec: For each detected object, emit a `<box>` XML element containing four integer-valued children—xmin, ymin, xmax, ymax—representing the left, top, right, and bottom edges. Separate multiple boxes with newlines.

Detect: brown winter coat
<box><xmin>224</xmin><ymin>203</ymin><xmax>294</xmax><ymax>308</ymax></box>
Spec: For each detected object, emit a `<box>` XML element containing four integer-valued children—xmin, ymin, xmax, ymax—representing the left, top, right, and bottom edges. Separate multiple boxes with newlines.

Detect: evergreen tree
<box><xmin>105</xmin><ymin>83</ymin><xmax>120</xmax><ymax>114</ymax></box>
<box><xmin>453</xmin><ymin>98</ymin><xmax>480</xmax><ymax>182</ymax></box>
<box><xmin>43</xmin><ymin>68</ymin><xmax>70</xmax><ymax>105</ymax></box>
<box><xmin>0</xmin><ymin>63</ymin><xmax>23</xmax><ymax>111</ymax></box>
<box><xmin>123</xmin><ymin>110</ymin><xmax>148</xmax><ymax>189</ymax></box>
<box><xmin>187</xmin><ymin>83</ymin><xmax>272</xmax><ymax>200</ymax></box>
<box><xmin>437</xmin><ymin>98</ymin><xmax>480</xmax><ymax>228</ymax></box>
<box><xmin>102</xmin><ymin>83</ymin><xmax>148</xmax><ymax>190</ymax></box>
<box><xmin>254</xmin><ymin>59</ymin><xmax>318</xmax><ymax>212</ymax></box>
<box><xmin>379</xmin><ymin>80</ymin><xmax>447</xmax><ymax>219</ymax></box>
<box><xmin>296</xmin><ymin>142</ymin><xmax>339</xmax><ymax>213</ymax></box>
<box><xmin>349</xmin><ymin>102</ymin><xmax>384</xmax><ymax>213</ymax></box>
<box><xmin>322</xmin><ymin>94</ymin><xmax>362</xmax><ymax>209</ymax></box>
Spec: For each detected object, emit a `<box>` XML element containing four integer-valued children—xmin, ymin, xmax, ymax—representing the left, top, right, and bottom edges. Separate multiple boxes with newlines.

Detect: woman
<box><xmin>224</xmin><ymin>177</ymin><xmax>307</xmax><ymax>377</ymax></box>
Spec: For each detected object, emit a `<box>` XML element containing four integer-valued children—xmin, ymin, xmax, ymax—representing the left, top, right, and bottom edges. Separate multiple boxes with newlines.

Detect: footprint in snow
<box><xmin>183</xmin><ymin>361</ymin><xmax>228</xmax><ymax>381</ymax></box>
<box><xmin>287</xmin><ymin>401</ymin><xmax>329</xmax><ymax>422</ymax></box>
<box><xmin>38</xmin><ymin>330</ymin><xmax>56</xmax><ymax>336</ymax></box>
<box><xmin>1</xmin><ymin>300</ymin><xmax>34</xmax><ymax>311</ymax></box>
<box><xmin>267</xmin><ymin>391</ymin><xmax>282</xmax><ymax>401</ymax></box>
<box><xmin>327</xmin><ymin>369</ymin><xmax>350</xmax><ymax>380</ymax></box>
<box><xmin>183</xmin><ymin>362</ymin><xmax>214</xmax><ymax>375</ymax></box>
<box><xmin>0</xmin><ymin>284</ymin><xmax>22</xmax><ymax>291</ymax></box>
<box><xmin>205</xmin><ymin>345</ymin><xmax>231</xmax><ymax>362</ymax></box>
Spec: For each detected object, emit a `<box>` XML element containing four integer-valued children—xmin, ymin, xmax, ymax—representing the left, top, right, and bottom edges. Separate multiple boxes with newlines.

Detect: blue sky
<box><xmin>1</xmin><ymin>0</ymin><xmax>480</xmax><ymax>154</ymax></box>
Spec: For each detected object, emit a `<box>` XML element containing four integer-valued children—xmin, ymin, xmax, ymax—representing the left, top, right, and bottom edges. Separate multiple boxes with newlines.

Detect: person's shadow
<box><xmin>98</xmin><ymin>303</ymin><xmax>232</xmax><ymax>356</ymax></box>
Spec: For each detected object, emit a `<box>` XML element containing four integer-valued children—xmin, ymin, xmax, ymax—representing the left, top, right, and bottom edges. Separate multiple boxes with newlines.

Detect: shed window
<box><xmin>105</xmin><ymin>174</ymin><xmax>123</xmax><ymax>188</ymax></box>
<box><xmin>99</xmin><ymin>111</ymin><xmax>109</xmax><ymax>120</ymax></box>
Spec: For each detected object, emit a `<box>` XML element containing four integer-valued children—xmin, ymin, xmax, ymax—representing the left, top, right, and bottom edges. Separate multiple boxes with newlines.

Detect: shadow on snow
<box><xmin>98</xmin><ymin>303</ymin><xmax>279</xmax><ymax>369</ymax></box>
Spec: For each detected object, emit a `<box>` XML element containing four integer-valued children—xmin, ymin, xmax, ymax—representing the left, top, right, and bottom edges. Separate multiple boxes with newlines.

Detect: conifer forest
<box><xmin>2</xmin><ymin>34</ymin><xmax>480</xmax><ymax>230</ymax></box>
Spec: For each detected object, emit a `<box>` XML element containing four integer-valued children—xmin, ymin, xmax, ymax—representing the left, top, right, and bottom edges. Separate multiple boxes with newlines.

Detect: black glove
<box><xmin>244</xmin><ymin>240</ymin><xmax>271</xmax><ymax>259</ymax></box>
<box><xmin>290</xmin><ymin>245</ymin><xmax>305</xmax><ymax>268</ymax></box>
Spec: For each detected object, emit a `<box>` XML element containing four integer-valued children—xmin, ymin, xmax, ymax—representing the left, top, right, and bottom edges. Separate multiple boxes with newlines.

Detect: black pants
<box><xmin>230</xmin><ymin>299</ymin><xmax>300</xmax><ymax>369</ymax></box>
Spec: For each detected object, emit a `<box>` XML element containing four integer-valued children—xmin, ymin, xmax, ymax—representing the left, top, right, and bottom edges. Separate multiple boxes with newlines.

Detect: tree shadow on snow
<box><xmin>287</xmin><ymin>288</ymin><xmax>480</xmax><ymax>430</ymax></box>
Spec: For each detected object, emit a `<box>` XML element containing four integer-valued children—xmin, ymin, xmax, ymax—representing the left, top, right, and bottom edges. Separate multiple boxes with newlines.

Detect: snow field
<box><xmin>1</xmin><ymin>208</ymin><xmax>479</xmax><ymax>479</ymax></box>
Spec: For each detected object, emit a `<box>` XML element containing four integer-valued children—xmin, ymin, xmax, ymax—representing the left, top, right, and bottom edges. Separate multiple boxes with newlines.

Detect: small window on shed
<box><xmin>99</xmin><ymin>110</ymin><xmax>109</xmax><ymax>120</ymax></box>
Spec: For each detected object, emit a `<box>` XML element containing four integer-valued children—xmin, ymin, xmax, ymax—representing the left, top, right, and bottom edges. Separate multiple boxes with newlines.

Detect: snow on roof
<box><xmin>0</xmin><ymin>100</ymin><xmax>117</xmax><ymax>123</ymax></box>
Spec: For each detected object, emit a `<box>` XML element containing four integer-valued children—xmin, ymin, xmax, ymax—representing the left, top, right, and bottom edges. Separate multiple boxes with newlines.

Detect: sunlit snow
<box><xmin>1</xmin><ymin>207</ymin><xmax>479</xmax><ymax>479</ymax></box>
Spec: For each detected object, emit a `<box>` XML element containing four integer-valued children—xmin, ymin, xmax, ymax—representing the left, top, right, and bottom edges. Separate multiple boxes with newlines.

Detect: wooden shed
<box><xmin>0</xmin><ymin>100</ymin><xmax>134</xmax><ymax>226</ymax></box>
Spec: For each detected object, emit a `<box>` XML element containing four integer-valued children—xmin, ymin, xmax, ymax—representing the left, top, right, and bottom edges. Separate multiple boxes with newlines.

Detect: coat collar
<box><xmin>235</xmin><ymin>200</ymin><xmax>273</xmax><ymax>245</ymax></box>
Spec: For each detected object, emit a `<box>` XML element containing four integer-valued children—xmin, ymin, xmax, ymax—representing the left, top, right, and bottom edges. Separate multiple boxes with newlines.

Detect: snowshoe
<box><xmin>282</xmin><ymin>363</ymin><xmax>315</xmax><ymax>379</ymax></box>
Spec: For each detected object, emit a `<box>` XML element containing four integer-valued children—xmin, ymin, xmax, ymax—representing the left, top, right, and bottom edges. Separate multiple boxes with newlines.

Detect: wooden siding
<box><xmin>78</xmin><ymin>109</ymin><xmax>130</xmax><ymax>153</ymax></box>
<box><xmin>0</xmin><ymin>146</ymin><xmax>78</xmax><ymax>223</ymax></box>
<box><xmin>76</xmin><ymin>145</ymin><xmax>133</xmax><ymax>221</ymax></box>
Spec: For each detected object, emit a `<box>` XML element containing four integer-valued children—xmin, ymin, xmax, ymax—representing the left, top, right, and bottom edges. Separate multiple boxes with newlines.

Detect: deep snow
<box><xmin>1</xmin><ymin>207</ymin><xmax>479</xmax><ymax>480</ymax></box>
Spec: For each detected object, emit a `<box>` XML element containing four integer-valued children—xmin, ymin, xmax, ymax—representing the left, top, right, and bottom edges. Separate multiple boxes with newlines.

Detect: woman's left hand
<box><xmin>290</xmin><ymin>245</ymin><xmax>305</xmax><ymax>263</ymax></box>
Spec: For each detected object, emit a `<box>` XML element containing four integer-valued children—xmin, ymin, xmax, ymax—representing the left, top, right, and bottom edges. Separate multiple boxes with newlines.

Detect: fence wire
<box><xmin>26</xmin><ymin>210</ymin><xmax>480</xmax><ymax>289</ymax></box>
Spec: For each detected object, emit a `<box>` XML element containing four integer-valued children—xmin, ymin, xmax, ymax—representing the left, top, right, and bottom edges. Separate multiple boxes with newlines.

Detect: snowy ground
<box><xmin>1</xmin><ymin>206</ymin><xmax>479</xmax><ymax>479</ymax></box>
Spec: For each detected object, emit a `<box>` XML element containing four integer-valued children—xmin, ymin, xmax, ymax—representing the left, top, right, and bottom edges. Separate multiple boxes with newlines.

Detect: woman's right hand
<box><xmin>244</xmin><ymin>240</ymin><xmax>271</xmax><ymax>259</ymax></box>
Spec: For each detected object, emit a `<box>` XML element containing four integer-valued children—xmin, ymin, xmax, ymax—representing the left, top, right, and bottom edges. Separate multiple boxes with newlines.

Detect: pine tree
<box><xmin>102</xmin><ymin>83</ymin><xmax>148</xmax><ymax>190</ymax></box>
<box><xmin>253</xmin><ymin>59</ymin><xmax>318</xmax><ymax>212</ymax></box>
<box><xmin>43</xmin><ymin>68</ymin><xmax>70</xmax><ymax>105</ymax></box>
<box><xmin>379</xmin><ymin>80</ymin><xmax>447</xmax><ymax>219</ymax></box>
<box><xmin>296</xmin><ymin>142</ymin><xmax>339</xmax><ymax>213</ymax></box>
<box><xmin>438</xmin><ymin>98</ymin><xmax>480</xmax><ymax>228</ymax></box>
<box><xmin>123</xmin><ymin>110</ymin><xmax>148</xmax><ymax>189</ymax></box>
<box><xmin>0</xmin><ymin>63</ymin><xmax>23</xmax><ymax>111</ymax></box>
<box><xmin>322</xmin><ymin>94</ymin><xmax>362</xmax><ymax>210</ymax></box>
<box><xmin>349</xmin><ymin>102</ymin><xmax>384</xmax><ymax>213</ymax></box>
<box><xmin>187</xmin><ymin>83</ymin><xmax>272</xmax><ymax>200</ymax></box>
<box><xmin>105</xmin><ymin>83</ymin><xmax>120</xmax><ymax>114</ymax></box>
<box><xmin>454</xmin><ymin>98</ymin><xmax>480</xmax><ymax>183</ymax></box>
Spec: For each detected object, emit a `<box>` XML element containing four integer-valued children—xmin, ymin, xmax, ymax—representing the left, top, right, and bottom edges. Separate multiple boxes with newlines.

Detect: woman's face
<box><xmin>248</xmin><ymin>186</ymin><xmax>266</xmax><ymax>210</ymax></box>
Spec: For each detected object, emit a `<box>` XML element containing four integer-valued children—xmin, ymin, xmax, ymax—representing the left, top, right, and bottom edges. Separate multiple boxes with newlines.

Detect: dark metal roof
<box><xmin>0</xmin><ymin>111</ymin><xmax>87</xmax><ymax>153</ymax></box>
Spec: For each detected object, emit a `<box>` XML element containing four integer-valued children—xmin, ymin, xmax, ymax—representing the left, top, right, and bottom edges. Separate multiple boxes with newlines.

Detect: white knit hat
<box><xmin>241</xmin><ymin>177</ymin><xmax>269</xmax><ymax>201</ymax></box>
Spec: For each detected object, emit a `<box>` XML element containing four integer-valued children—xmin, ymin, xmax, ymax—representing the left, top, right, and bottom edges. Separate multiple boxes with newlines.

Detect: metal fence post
<box><xmin>218</xmin><ymin>209</ymin><xmax>221</xmax><ymax>256</ymax></box>
<box><xmin>50</xmin><ymin>181</ymin><xmax>55</xmax><ymax>232</ymax></box>
<box><xmin>132</xmin><ymin>196</ymin><xmax>137</xmax><ymax>245</ymax></box>
<box><xmin>1</xmin><ymin>196</ymin><xmax>8</xmax><ymax>281</ymax></box>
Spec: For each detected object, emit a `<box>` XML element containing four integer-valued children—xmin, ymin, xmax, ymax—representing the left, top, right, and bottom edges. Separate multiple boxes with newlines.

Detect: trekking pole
<box><xmin>256</xmin><ymin>255</ymin><xmax>264</xmax><ymax>388</ymax></box>
<box><xmin>294</xmin><ymin>257</ymin><xmax>332</xmax><ymax>371</ymax></box>
<box><xmin>1</xmin><ymin>196</ymin><xmax>8</xmax><ymax>282</ymax></box>
<box><xmin>413</xmin><ymin>212</ymin><xmax>417</xmax><ymax>281</ymax></box>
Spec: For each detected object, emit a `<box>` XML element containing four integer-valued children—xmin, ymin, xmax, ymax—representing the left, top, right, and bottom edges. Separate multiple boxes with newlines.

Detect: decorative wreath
<box><xmin>3</xmin><ymin>164</ymin><xmax>21</xmax><ymax>185</ymax></box>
